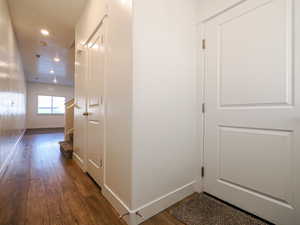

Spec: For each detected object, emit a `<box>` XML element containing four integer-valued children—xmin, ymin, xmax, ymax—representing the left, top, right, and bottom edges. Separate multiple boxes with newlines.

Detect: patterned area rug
<box><xmin>169</xmin><ymin>193</ymin><xmax>271</xmax><ymax>225</ymax></box>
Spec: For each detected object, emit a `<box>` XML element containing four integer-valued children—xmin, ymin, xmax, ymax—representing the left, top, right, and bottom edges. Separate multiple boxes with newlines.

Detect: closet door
<box><xmin>85</xmin><ymin>25</ymin><xmax>105</xmax><ymax>186</ymax></box>
<box><xmin>74</xmin><ymin>47</ymin><xmax>88</xmax><ymax>169</ymax></box>
<box><xmin>203</xmin><ymin>0</ymin><xmax>299</xmax><ymax>224</ymax></box>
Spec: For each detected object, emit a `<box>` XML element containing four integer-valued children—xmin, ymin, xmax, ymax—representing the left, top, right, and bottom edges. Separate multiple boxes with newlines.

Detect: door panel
<box><xmin>219</xmin><ymin>126</ymin><xmax>292</xmax><ymax>203</ymax></box>
<box><xmin>218</xmin><ymin>0</ymin><xmax>290</xmax><ymax>107</ymax></box>
<box><xmin>86</xmin><ymin>25</ymin><xmax>105</xmax><ymax>186</ymax></box>
<box><xmin>86</xmin><ymin>120</ymin><xmax>104</xmax><ymax>184</ymax></box>
<box><xmin>204</xmin><ymin>0</ymin><xmax>298</xmax><ymax>224</ymax></box>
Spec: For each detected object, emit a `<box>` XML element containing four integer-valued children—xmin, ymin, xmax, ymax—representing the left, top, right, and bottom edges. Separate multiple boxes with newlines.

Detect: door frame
<box><xmin>194</xmin><ymin>21</ymin><xmax>206</xmax><ymax>193</ymax></box>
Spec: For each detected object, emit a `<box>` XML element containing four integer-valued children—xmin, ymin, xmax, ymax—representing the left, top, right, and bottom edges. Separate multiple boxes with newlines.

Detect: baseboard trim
<box><xmin>73</xmin><ymin>152</ymin><xmax>85</xmax><ymax>171</ymax></box>
<box><xmin>103</xmin><ymin>181</ymin><xmax>196</xmax><ymax>225</ymax></box>
<box><xmin>0</xmin><ymin>129</ymin><xmax>25</xmax><ymax>179</ymax></box>
<box><xmin>25</xmin><ymin>127</ymin><xmax>64</xmax><ymax>135</ymax></box>
<box><xmin>133</xmin><ymin>181</ymin><xmax>196</xmax><ymax>224</ymax></box>
<box><xmin>102</xmin><ymin>185</ymin><xmax>133</xmax><ymax>224</ymax></box>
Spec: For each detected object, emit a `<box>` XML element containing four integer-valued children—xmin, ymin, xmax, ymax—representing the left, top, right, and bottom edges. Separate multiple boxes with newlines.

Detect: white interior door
<box><xmin>85</xmin><ymin>25</ymin><xmax>105</xmax><ymax>187</ymax></box>
<box><xmin>203</xmin><ymin>0</ymin><xmax>299</xmax><ymax>224</ymax></box>
<box><xmin>74</xmin><ymin>47</ymin><xmax>88</xmax><ymax>168</ymax></box>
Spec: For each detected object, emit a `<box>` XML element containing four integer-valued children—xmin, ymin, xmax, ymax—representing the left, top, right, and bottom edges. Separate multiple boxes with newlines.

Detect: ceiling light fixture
<box><xmin>92</xmin><ymin>44</ymin><xmax>99</xmax><ymax>49</ymax></box>
<box><xmin>53</xmin><ymin>57</ymin><xmax>60</xmax><ymax>62</ymax></box>
<box><xmin>50</xmin><ymin>69</ymin><xmax>55</xmax><ymax>74</ymax></box>
<box><xmin>40</xmin><ymin>29</ymin><xmax>50</xmax><ymax>36</ymax></box>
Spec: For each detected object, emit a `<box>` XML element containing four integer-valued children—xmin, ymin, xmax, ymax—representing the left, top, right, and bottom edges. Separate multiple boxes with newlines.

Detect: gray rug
<box><xmin>169</xmin><ymin>193</ymin><xmax>271</xmax><ymax>225</ymax></box>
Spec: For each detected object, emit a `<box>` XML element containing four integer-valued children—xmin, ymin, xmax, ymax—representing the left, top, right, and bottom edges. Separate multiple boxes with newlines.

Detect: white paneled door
<box><xmin>85</xmin><ymin>24</ymin><xmax>106</xmax><ymax>187</ymax></box>
<box><xmin>74</xmin><ymin>47</ymin><xmax>88</xmax><ymax>169</ymax></box>
<box><xmin>203</xmin><ymin>0</ymin><xmax>299</xmax><ymax>224</ymax></box>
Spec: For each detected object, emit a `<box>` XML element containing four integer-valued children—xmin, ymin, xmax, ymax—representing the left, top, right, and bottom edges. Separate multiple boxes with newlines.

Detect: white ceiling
<box><xmin>8</xmin><ymin>0</ymin><xmax>87</xmax><ymax>86</ymax></box>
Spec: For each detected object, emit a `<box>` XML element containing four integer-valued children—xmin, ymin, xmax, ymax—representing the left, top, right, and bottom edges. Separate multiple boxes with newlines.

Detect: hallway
<box><xmin>0</xmin><ymin>131</ymin><xmax>183</xmax><ymax>225</ymax></box>
<box><xmin>1</xmin><ymin>0</ymin><xmax>299</xmax><ymax>224</ymax></box>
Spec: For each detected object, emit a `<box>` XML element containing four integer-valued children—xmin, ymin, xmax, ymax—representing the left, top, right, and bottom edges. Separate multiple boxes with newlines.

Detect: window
<box><xmin>38</xmin><ymin>95</ymin><xmax>66</xmax><ymax>114</ymax></box>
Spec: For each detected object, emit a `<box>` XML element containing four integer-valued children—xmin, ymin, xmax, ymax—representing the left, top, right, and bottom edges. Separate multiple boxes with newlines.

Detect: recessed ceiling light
<box><xmin>53</xmin><ymin>57</ymin><xmax>60</xmax><ymax>62</ymax></box>
<box><xmin>50</xmin><ymin>69</ymin><xmax>55</xmax><ymax>74</ymax></box>
<box><xmin>40</xmin><ymin>29</ymin><xmax>49</xmax><ymax>36</ymax></box>
<box><xmin>92</xmin><ymin>44</ymin><xmax>99</xmax><ymax>49</ymax></box>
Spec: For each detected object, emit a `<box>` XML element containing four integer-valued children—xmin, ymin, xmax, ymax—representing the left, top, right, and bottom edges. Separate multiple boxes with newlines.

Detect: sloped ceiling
<box><xmin>8</xmin><ymin>0</ymin><xmax>87</xmax><ymax>86</ymax></box>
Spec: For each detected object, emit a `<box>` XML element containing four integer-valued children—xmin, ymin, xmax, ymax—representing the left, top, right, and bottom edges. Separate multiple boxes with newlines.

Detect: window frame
<box><xmin>37</xmin><ymin>95</ymin><xmax>66</xmax><ymax>115</ymax></box>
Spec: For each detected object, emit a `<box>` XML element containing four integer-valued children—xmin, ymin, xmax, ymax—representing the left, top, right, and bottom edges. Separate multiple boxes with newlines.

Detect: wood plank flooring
<box><xmin>0</xmin><ymin>132</ymin><xmax>184</xmax><ymax>225</ymax></box>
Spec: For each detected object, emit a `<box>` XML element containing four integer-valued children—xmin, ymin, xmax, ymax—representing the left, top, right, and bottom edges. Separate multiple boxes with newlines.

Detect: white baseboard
<box><xmin>73</xmin><ymin>152</ymin><xmax>86</xmax><ymax>172</ymax></box>
<box><xmin>132</xmin><ymin>181</ymin><xmax>196</xmax><ymax>224</ymax></box>
<box><xmin>103</xmin><ymin>181</ymin><xmax>196</xmax><ymax>225</ymax></box>
<box><xmin>102</xmin><ymin>184</ymin><xmax>133</xmax><ymax>224</ymax></box>
<box><xmin>0</xmin><ymin>129</ymin><xmax>25</xmax><ymax>178</ymax></box>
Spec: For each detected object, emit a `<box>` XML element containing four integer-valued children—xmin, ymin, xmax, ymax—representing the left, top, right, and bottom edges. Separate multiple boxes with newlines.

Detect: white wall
<box><xmin>0</xmin><ymin>0</ymin><xmax>26</xmax><ymax>175</ymax></box>
<box><xmin>75</xmin><ymin>0</ymin><xmax>200</xmax><ymax>222</ymax></box>
<box><xmin>295</xmin><ymin>0</ymin><xmax>300</xmax><ymax>220</ymax></box>
<box><xmin>26</xmin><ymin>82</ymin><xmax>74</xmax><ymax>129</ymax></box>
<box><xmin>104</xmin><ymin>0</ymin><xmax>133</xmax><ymax>209</ymax></box>
<box><xmin>76</xmin><ymin>0</ymin><xmax>107</xmax><ymax>47</ymax></box>
<box><xmin>76</xmin><ymin>0</ymin><xmax>134</xmax><ymax>209</ymax></box>
<box><xmin>132</xmin><ymin>0</ymin><xmax>200</xmax><ymax>210</ymax></box>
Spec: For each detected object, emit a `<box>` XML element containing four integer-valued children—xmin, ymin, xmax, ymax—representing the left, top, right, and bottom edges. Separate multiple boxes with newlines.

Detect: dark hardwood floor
<box><xmin>0</xmin><ymin>132</ymin><xmax>184</xmax><ymax>225</ymax></box>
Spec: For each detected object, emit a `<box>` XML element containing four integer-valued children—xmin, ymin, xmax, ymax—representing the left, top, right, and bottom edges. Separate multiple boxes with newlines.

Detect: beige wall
<box><xmin>0</xmin><ymin>0</ymin><xmax>26</xmax><ymax>174</ymax></box>
<box><xmin>26</xmin><ymin>82</ymin><xmax>74</xmax><ymax>129</ymax></box>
